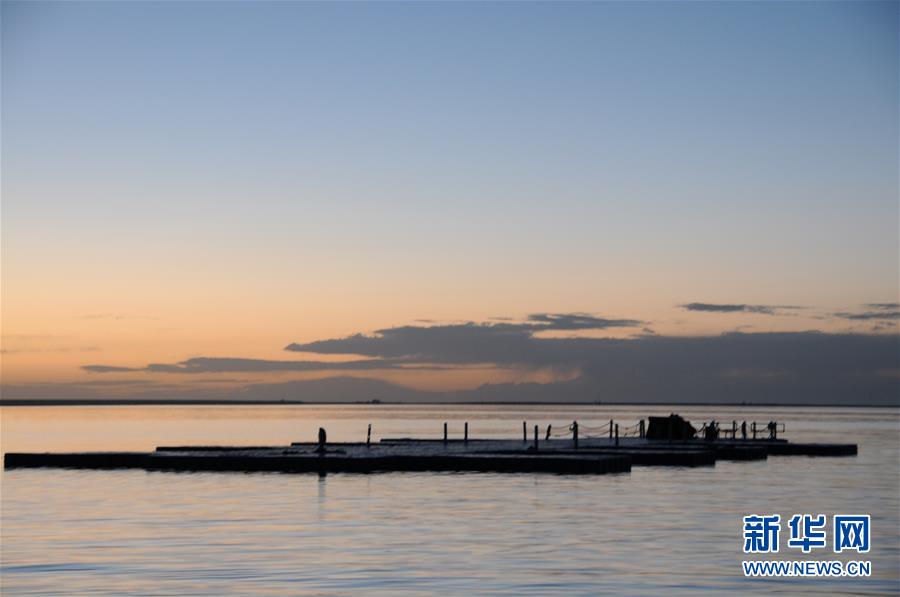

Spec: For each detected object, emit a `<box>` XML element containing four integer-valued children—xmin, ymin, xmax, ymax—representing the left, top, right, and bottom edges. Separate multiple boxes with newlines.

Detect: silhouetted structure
<box><xmin>316</xmin><ymin>427</ymin><xmax>327</xmax><ymax>453</ymax></box>
<box><xmin>646</xmin><ymin>414</ymin><xmax>697</xmax><ymax>440</ymax></box>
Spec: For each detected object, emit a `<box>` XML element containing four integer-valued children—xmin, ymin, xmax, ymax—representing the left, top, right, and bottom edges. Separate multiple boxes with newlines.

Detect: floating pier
<box><xmin>3</xmin><ymin>415</ymin><xmax>857</xmax><ymax>475</ymax></box>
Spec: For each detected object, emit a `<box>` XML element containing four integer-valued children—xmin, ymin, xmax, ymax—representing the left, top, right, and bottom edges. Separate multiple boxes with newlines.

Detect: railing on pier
<box><xmin>527</xmin><ymin>418</ymin><xmax>787</xmax><ymax>443</ymax></box>
<box><xmin>381</xmin><ymin>417</ymin><xmax>787</xmax><ymax>446</ymax></box>
<box><xmin>698</xmin><ymin>420</ymin><xmax>785</xmax><ymax>440</ymax></box>
<box><xmin>539</xmin><ymin>421</ymin><xmax>646</xmax><ymax>440</ymax></box>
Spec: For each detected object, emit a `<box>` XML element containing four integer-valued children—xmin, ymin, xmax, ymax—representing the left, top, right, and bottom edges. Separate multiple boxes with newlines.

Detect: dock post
<box><xmin>732</xmin><ymin>420</ymin><xmax>737</xmax><ymax>439</ymax></box>
<box><xmin>545</xmin><ymin>424</ymin><xmax>552</xmax><ymax>441</ymax></box>
<box><xmin>752</xmin><ymin>422</ymin><xmax>757</xmax><ymax>440</ymax></box>
<box><xmin>773</xmin><ymin>421</ymin><xmax>778</xmax><ymax>440</ymax></box>
<box><xmin>573</xmin><ymin>421</ymin><xmax>578</xmax><ymax>449</ymax></box>
<box><xmin>609</xmin><ymin>419</ymin><xmax>613</xmax><ymax>439</ymax></box>
<box><xmin>317</xmin><ymin>427</ymin><xmax>327</xmax><ymax>454</ymax></box>
<box><xmin>367</xmin><ymin>423</ymin><xmax>372</xmax><ymax>448</ymax></box>
<box><xmin>444</xmin><ymin>422</ymin><xmax>448</xmax><ymax>443</ymax></box>
<box><xmin>534</xmin><ymin>424</ymin><xmax>539</xmax><ymax>451</ymax></box>
<box><xmin>464</xmin><ymin>421</ymin><xmax>468</xmax><ymax>443</ymax></box>
<box><xmin>639</xmin><ymin>419</ymin><xmax>645</xmax><ymax>439</ymax></box>
<box><xmin>523</xmin><ymin>421</ymin><xmax>527</xmax><ymax>442</ymax></box>
<box><xmin>615</xmin><ymin>423</ymin><xmax>619</xmax><ymax>446</ymax></box>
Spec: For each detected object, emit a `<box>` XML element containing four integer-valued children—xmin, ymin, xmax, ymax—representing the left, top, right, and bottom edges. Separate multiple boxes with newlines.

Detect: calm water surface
<box><xmin>1</xmin><ymin>404</ymin><xmax>898</xmax><ymax>595</ymax></box>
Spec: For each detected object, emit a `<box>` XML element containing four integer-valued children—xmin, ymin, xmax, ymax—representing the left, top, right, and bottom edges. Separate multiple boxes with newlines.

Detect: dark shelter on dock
<box><xmin>645</xmin><ymin>414</ymin><xmax>697</xmax><ymax>440</ymax></box>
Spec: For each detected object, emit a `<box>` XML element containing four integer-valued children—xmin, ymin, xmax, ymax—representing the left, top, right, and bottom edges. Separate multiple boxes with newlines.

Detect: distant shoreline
<box><xmin>0</xmin><ymin>399</ymin><xmax>896</xmax><ymax>408</ymax></box>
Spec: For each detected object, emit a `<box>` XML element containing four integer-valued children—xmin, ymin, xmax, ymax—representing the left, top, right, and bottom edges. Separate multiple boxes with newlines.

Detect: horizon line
<box><xmin>1</xmin><ymin>399</ymin><xmax>896</xmax><ymax>408</ymax></box>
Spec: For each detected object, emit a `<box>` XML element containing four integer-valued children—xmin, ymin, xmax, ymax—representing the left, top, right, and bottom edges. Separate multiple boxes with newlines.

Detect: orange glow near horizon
<box><xmin>2</xmin><ymin>293</ymin><xmax>894</xmax><ymax>394</ymax></box>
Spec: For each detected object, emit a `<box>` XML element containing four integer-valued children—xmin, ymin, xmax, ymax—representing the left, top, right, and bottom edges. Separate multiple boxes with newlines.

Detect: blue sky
<box><xmin>5</xmin><ymin>2</ymin><xmax>896</xmax><ymax>275</ymax></box>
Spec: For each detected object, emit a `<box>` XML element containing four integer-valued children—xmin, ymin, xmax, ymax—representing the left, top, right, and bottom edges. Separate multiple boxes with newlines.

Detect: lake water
<box><xmin>1</xmin><ymin>404</ymin><xmax>898</xmax><ymax>595</ymax></box>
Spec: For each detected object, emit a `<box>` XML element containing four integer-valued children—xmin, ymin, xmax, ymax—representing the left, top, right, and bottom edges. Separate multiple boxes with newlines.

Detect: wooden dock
<box><xmin>3</xmin><ymin>447</ymin><xmax>631</xmax><ymax>475</ymax></box>
<box><xmin>4</xmin><ymin>431</ymin><xmax>856</xmax><ymax>475</ymax></box>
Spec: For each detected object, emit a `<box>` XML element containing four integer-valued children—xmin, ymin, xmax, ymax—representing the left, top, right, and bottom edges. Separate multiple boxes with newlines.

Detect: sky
<box><xmin>1</xmin><ymin>1</ymin><xmax>898</xmax><ymax>404</ymax></box>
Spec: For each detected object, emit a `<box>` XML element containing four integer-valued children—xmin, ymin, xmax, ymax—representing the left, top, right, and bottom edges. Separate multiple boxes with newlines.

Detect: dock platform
<box><xmin>4</xmin><ymin>434</ymin><xmax>856</xmax><ymax>475</ymax></box>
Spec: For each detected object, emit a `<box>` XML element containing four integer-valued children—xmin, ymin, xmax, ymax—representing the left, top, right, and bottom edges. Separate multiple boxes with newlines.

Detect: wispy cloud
<box><xmin>82</xmin><ymin>357</ymin><xmax>447</xmax><ymax>375</ymax></box>
<box><xmin>834</xmin><ymin>311</ymin><xmax>900</xmax><ymax>321</ymax></box>
<box><xmin>834</xmin><ymin>303</ymin><xmax>900</xmax><ymax>321</ymax></box>
<box><xmin>681</xmin><ymin>303</ymin><xmax>804</xmax><ymax>315</ymax></box>
<box><xmin>81</xmin><ymin>365</ymin><xmax>142</xmax><ymax>373</ymax></box>
<box><xmin>525</xmin><ymin>313</ymin><xmax>642</xmax><ymax>330</ymax></box>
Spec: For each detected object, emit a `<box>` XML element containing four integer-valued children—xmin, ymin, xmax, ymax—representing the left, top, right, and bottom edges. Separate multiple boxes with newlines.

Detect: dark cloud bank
<box><xmin>283</xmin><ymin>325</ymin><xmax>897</xmax><ymax>406</ymax></box>
<box><xmin>5</xmin><ymin>312</ymin><xmax>896</xmax><ymax>406</ymax></box>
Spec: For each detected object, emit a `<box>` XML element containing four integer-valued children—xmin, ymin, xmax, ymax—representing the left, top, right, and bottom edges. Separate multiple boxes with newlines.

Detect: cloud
<box><xmin>82</xmin><ymin>313</ymin><xmax>643</xmax><ymax>374</ymax></box>
<box><xmin>681</xmin><ymin>303</ymin><xmax>803</xmax><ymax>315</ymax></box>
<box><xmin>577</xmin><ymin>331</ymin><xmax>897</xmax><ymax>404</ymax></box>
<box><xmin>683</xmin><ymin>302</ymin><xmax>757</xmax><ymax>313</ymax></box>
<box><xmin>75</xmin><ymin>379</ymin><xmax>160</xmax><ymax>387</ymax></box>
<box><xmin>865</xmin><ymin>303</ymin><xmax>900</xmax><ymax>310</ymax></box>
<box><xmin>525</xmin><ymin>313</ymin><xmax>642</xmax><ymax>330</ymax></box>
<box><xmin>10</xmin><ymin>328</ymin><xmax>900</xmax><ymax>407</ymax></box>
<box><xmin>83</xmin><ymin>356</ymin><xmax>456</xmax><ymax>375</ymax></box>
<box><xmin>286</xmin><ymin>313</ymin><xmax>641</xmax><ymax>365</ymax></box>
<box><xmin>284</xmin><ymin>322</ymin><xmax>897</xmax><ymax>405</ymax></box>
<box><xmin>82</xmin><ymin>365</ymin><xmax>141</xmax><ymax>373</ymax></box>
<box><xmin>834</xmin><ymin>310</ymin><xmax>900</xmax><ymax>321</ymax></box>
<box><xmin>73</xmin><ymin>314</ymin><xmax>899</xmax><ymax>405</ymax></box>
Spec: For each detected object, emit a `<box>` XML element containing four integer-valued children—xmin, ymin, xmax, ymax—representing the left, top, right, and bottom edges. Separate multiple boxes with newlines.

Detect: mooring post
<box><xmin>639</xmin><ymin>419</ymin><xmax>645</xmax><ymax>439</ymax></box>
<box><xmin>773</xmin><ymin>421</ymin><xmax>778</xmax><ymax>440</ymax></box>
<box><xmin>443</xmin><ymin>422</ymin><xmax>448</xmax><ymax>443</ymax></box>
<box><xmin>367</xmin><ymin>423</ymin><xmax>372</xmax><ymax>448</ymax></box>
<box><xmin>464</xmin><ymin>421</ymin><xmax>468</xmax><ymax>443</ymax></box>
<box><xmin>545</xmin><ymin>424</ymin><xmax>552</xmax><ymax>441</ymax></box>
<box><xmin>615</xmin><ymin>423</ymin><xmax>619</xmax><ymax>446</ymax></box>
<box><xmin>523</xmin><ymin>421</ymin><xmax>527</xmax><ymax>442</ymax></box>
<box><xmin>534</xmin><ymin>424</ymin><xmax>539</xmax><ymax>451</ymax></box>
<box><xmin>573</xmin><ymin>421</ymin><xmax>578</xmax><ymax>449</ymax></box>
<box><xmin>317</xmin><ymin>427</ymin><xmax>327</xmax><ymax>454</ymax></box>
<box><xmin>752</xmin><ymin>421</ymin><xmax>757</xmax><ymax>440</ymax></box>
<box><xmin>609</xmin><ymin>419</ymin><xmax>613</xmax><ymax>439</ymax></box>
